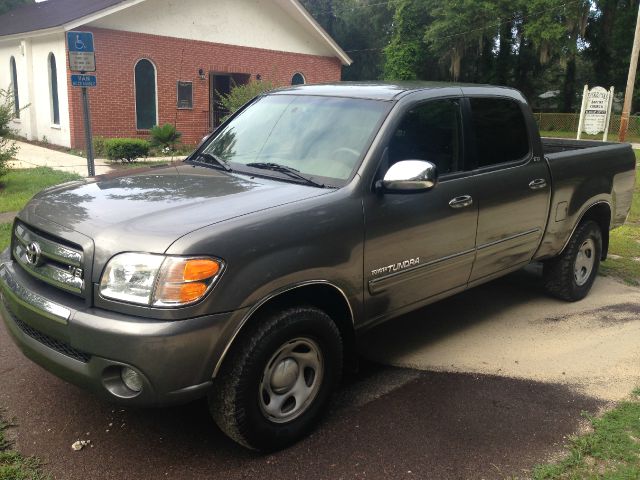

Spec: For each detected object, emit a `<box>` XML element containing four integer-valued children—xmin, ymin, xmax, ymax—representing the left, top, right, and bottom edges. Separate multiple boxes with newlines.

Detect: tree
<box><xmin>0</xmin><ymin>0</ymin><xmax>34</xmax><ymax>16</ymax></box>
<box><xmin>383</xmin><ymin>0</ymin><xmax>432</xmax><ymax>80</ymax></box>
<box><xmin>0</xmin><ymin>88</ymin><xmax>18</xmax><ymax>180</ymax></box>
<box><xmin>301</xmin><ymin>0</ymin><xmax>393</xmax><ymax>80</ymax></box>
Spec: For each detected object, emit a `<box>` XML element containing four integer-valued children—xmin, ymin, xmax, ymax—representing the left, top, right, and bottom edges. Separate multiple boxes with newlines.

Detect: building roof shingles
<box><xmin>0</xmin><ymin>0</ymin><xmax>128</xmax><ymax>37</ymax></box>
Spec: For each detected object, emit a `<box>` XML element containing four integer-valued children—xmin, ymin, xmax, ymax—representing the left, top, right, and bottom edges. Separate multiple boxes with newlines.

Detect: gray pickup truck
<box><xmin>1</xmin><ymin>83</ymin><xmax>635</xmax><ymax>450</ymax></box>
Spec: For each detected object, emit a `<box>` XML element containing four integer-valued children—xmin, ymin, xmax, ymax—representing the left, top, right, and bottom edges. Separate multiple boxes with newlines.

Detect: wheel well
<box><xmin>231</xmin><ymin>283</ymin><xmax>357</xmax><ymax>373</ymax></box>
<box><xmin>580</xmin><ymin>203</ymin><xmax>611</xmax><ymax>260</ymax></box>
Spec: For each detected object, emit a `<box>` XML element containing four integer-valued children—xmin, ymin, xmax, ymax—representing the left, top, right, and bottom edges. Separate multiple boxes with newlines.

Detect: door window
<box><xmin>469</xmin><ymin>98</ymin><xmax>529</xmax><ymax>168</ymax></box>
<box><xmin>388</xmin><ymin>99</ymin><xmax>462</xmax><ymax>175</ymax></box>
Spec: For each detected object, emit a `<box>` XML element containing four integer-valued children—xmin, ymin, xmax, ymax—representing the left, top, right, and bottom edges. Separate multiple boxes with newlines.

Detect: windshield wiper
<box><xmin>193</xmin><ymin>152</ymin><xmax>232</xmax><ymax>172</ymax></box>
<box><xmin>245</xmin><ymin>162</ymin><xmax>325</xmax><ymax>188</ymax></box>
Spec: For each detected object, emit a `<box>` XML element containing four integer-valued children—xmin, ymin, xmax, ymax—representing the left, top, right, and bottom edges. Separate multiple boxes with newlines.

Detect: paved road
<box><xmin>1</xmin><ymin>269</ymin><xmax>636</xmax><ymax>479</ymax></box>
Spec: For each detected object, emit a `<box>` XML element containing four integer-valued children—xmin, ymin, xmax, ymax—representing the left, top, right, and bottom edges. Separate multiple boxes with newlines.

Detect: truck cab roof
<box><xmin>270</xmin><ymin>81</ymin><xmax>525</xmax><ymax>102</ymax></box>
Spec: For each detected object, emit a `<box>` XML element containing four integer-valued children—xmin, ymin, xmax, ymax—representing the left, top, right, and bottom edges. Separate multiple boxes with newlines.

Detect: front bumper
<box><xmin>0</xmin><ymin>259</ymin><xmax>247</xmax><ymax>406</ymax></box>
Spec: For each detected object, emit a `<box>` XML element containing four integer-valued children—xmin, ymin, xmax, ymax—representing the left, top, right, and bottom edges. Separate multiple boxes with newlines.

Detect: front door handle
<box><xmin>449</xmin><ymin>195</ymin><xmax>473</xmax><ymax>209</ymax></box>
<box><xmin>529</xmin><ymin>178</ymin><xmax>547</xmax><ymax>190</ymax></box>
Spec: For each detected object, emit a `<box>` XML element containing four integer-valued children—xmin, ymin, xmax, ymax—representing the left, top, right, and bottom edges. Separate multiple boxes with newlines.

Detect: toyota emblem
<box><xmin>25</xmin><ymin>241</ymin><xmax>42</xmax><ymax>266</ymax></box>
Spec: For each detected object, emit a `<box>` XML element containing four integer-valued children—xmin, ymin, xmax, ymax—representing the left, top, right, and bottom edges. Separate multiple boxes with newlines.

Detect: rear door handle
<box><xmin>529</xmin><ymin>178</ymin><xmax>547</xmax><ymax>190</ymax></box>
<box><xmin>449</xmin><ymin>195</ymin><xmax>473</xmax><ymax>209</ymax></box>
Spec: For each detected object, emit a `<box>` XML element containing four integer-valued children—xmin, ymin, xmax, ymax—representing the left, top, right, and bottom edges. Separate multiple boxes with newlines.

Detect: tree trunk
<box><xmin>496</xmin><ymin>19</ymin><xmax>512</xmax><ymax>84</ymax></box>
<box><xmin>562</xmin><ymin>54</ymin><xmax>576</xmax><ymax>112</ymax></box>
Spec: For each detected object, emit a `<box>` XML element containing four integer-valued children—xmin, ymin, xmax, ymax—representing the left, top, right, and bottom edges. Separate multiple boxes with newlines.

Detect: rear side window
<box><xmin>388</xmin><ymin>99</ymin><xmax>462</xmax><ymax>175</ymax></box>
<box><xmin>469</xmin><ymin>98</ymin><xmax>529</xmax><ymax>168</ymax></box>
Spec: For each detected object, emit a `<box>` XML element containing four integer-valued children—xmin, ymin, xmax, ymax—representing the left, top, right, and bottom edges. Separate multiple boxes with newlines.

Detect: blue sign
<box><xmin>67</xmin><ymin>31</ymin><xmax>94</xmax><ymax>53</ymax></box>
<box><xmin>71</xmin><ymin>74</ymin><xmax>97</xmax><ymax>88</ymax></box>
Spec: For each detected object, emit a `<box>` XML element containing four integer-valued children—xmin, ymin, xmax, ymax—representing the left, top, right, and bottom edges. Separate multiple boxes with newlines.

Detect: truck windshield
<box><xmin>200</xmin><ymin>94</ymin><xmax>389</xmax><ymax>182</ymax></box>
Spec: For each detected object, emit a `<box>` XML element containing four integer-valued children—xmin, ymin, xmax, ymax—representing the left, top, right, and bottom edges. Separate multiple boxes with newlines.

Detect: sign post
<box><xmin>67</xmin><ymin>31</ymin><xmax>96</xmax><ymax>177</ymax></box>
<box><xmin>576</xmin><ymin>85</ymin><xmax>615</xmax><ymax>141</ymax></box>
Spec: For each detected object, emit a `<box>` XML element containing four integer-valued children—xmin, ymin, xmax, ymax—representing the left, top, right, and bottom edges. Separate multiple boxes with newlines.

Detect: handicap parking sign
<box><xmin>67</xmin><ymin>31</ymin><xmax>96</xmax><ymax>72</ymax></box>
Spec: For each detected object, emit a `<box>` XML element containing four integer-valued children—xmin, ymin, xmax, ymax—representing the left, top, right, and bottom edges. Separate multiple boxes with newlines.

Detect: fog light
<box><xmin>121</xmin><ymin>367</ymin><xmax>143</xmax><ymax>393</ymax></box>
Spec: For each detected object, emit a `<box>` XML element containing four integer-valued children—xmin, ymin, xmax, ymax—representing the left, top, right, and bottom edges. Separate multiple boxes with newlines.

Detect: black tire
<box><xmin>543</xmin><ymin>220</ymin><xmax>602</xmax><ymax>302</ymax></box>
<box><xmin>209</xmin><ymin>305</ymin><xmax>343</xmax><ymax>451</ymax></box>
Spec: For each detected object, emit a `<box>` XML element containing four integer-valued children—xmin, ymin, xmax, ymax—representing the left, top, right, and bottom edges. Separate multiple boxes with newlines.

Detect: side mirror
<box><xmin>377</xmin><ymin>160</ymin><xmax>437</xmax><ymax>193</ymax></box>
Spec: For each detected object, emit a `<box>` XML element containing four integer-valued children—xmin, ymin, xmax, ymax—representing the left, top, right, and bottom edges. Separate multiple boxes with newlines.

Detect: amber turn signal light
<box><xmin>183</xmin><ymin>259</ymin><xmax>220</xmax><ymax>281</ymax></box>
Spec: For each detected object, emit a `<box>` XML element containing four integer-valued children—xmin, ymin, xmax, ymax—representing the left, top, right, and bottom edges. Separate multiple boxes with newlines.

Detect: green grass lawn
<box><xmin>0</xmin><ymin>416</ymin><xmax>47</xmax><ymax>480</ymax></box>
<box><xmin>534</xmin><ymin>390</ymin><xmax>640</xmax><ymax>479</ymax></box>
<box><xmin>106</xmin><ymin>160</ymin><xmax>173</xmax><ymax>170</ymax></box>
<box><xmin>0</xmin><ymin>167</ymin><xmax>81</xmax><ymax>250</ymax></box>
<box><xmin>0</xmin><ymin>167</ymin><xmax>81</xmax><ymax>213</ymax></box>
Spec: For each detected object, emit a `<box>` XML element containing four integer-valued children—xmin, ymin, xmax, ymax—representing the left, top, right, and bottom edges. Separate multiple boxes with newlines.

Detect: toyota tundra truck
<box><xmin>1</xmin><ymin>83</ymin><xmax>636</xmax><ymax>451</ymax></box>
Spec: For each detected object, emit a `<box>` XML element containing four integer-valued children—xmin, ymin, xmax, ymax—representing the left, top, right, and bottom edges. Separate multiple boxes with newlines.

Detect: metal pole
<box><xmin>81</xmin><ymin>86</ymin><xmax>95</xmax><ymax>177</ymax></box>
<box><xmin>619</xmin><ymin>3</ymin><xmax>640</xmax><ymax>142</ymax></box>
<box><xmin>603</xmin><ymin>86</ymin><xmax>615</xmax><ymax>142</ymax></box>
<box><xmin>576</xmin><ymin>85</ymin><xmax>588</xmax><ymax>140</ymax></box>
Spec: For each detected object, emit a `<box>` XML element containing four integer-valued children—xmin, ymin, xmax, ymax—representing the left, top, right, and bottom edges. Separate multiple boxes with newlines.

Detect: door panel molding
<box><xmin>368</xmin><ymin>249</ymin><xmax>475</xmax><ymax>295</ymax></box>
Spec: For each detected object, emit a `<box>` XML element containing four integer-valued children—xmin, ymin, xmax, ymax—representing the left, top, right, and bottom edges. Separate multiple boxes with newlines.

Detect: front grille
<box><xmin>6</xmin><ymin>302</ymin><xmax>91</xmax><ymax>363</ymax></box>
<box><xmin>12</xmin><ymin>222</ymin><xmax>85</xmax><ymax>296</ymax></box>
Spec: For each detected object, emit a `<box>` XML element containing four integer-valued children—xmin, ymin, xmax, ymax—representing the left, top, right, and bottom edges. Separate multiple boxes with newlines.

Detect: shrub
<box><xmin>149</xmin><ymin>123</ymin><xmax>182</xmax><ymax>151</ymax></box>
<box><xmin>219</xmin><ymin>80</ymin><xmax>276</xmax><ymax>119</ymax></box>
<box><xmin>105</xmin><ymin>138</ymin><xmax>150</xmax><ymax>162</ymax></box>
<box><xmin>93</xmin><ymin>136</ymin><xmax>107</xmax><ymax>157</ymax></box>
<box><xmin>0</xmin><ymin>88</ymin><xmax>18</xmax><ymax>179</ymax></box>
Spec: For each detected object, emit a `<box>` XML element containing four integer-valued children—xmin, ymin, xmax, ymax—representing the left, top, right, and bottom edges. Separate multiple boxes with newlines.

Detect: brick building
<box><xmin>0</xmin><ymin>0</ymin><xmax>351</xmax><ymax>149</ymax></box>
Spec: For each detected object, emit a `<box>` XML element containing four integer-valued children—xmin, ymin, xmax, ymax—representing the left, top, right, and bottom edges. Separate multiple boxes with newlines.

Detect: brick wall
<box><xmin>66</xmin><ymin>27</ymin><xmax>342</xmax><ymax>149</ymax></box>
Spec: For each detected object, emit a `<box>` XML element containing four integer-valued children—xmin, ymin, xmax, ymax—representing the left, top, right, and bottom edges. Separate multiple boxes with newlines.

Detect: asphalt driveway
<box><xmin>1</xmin><ymin>268</ymin><xmax>636</xmax><ymax>479</ymax></box>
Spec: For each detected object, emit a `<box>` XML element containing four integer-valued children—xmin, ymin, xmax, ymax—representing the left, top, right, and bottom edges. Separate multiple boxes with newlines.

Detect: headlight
<box><xmin>99</xmin><ymin>253</ymin><xmax>224</xmax><ymax>307</ymax></box>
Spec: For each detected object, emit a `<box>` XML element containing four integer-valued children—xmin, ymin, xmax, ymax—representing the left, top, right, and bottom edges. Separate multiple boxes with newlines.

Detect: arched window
<box><xmin>9</xmin><ymin>56</ymin><xmax>19</xmax><ymax>118</ymax></box>
<box><xmin>134</xmin><ymin>59</ymin><xmax>157</xmax><ymax>130</ymax></box>
<box><xmin>291</xmin><ymin>72</ymin><xmax>305</xmax><ymax>86</ymax></box>
<box><xmin>48</xmin><ymin>53</ymin><xmax>60</xmax><ymax>125</ymax></box>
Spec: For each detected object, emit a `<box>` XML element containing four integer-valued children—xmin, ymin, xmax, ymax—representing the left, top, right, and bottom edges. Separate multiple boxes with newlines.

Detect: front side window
<box><xmin>135</xmin><ymin>59</ymin><xmax>157</xmax><ymax>130</ymax></box>
<box><xmin>201</xmin><ymin>94</ymin><xmax>390</xmax><ymax>182</ymax></box>
<box><xmin>48</xmin><ymin>53</ymin><xmax>60</xmax><ymax>125</ymax></box>
<box><xmin>10</xmin><ymin>56</ymin><xmax>19</xmax><ymax>118</ymax></box>
<box><xmin>469</xmin><ymin>98</ymin><xmax>529</xmax><ymax>167</ymax></box>
<box><xmin>388</xmin><ymin>99</ymin><xmax>462</xmax><ymax>175</ymax></box>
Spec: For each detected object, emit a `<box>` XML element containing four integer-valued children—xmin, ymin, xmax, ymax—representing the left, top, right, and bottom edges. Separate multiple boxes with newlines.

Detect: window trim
<box><xmin>48</xmin><ymin>52</ymin><xmax>60</xmax><ymax>126</ymax></box>
<box><xmin>176</xmin><ymin>80</ymin><xmax>193</xmax><ymax>110</ymax></box>
<box><xmin>375</xmin><ymin>96</ymin><xmax>468</xmax><ymax>184</ymax></box>
<box><xmin>133</xmin><ymin>58</ymin><xmax>158</xmax><ymax>130</ymax></box>
<box><xmin>9</xmin><ymin>56</ymin><xmax>19</xmax><ymax>119</ymax></box>
<box><xmin>464</xmin><ymin>95</ymin><xmax>533</xmax><ymax>174</ymax></box>
<box><xmin>291</xmin><ymin>72</ymin><xmax>306</xmax><ymax>86</ymax></box>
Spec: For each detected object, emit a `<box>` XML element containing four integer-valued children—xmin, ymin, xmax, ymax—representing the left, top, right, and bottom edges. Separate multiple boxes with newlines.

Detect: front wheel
<box><xmin>543</xmin><ymin>220</ymin><xmax>602</xmax><ymax>301</ymax></box>
<box><xmin>209</xmin><ymin>306</ymin><xmax>343</xmax><ymax>451</ymax></box>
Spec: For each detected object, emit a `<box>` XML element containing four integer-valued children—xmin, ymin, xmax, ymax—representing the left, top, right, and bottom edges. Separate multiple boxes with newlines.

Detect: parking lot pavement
<box><xmin>360</xmin><ymin>268</ymin><xmax>640</xmax><ymax>402</ymax></box>
<box><xmin>0</xmin><ymin>269</ymin><xmax>634</xmax><ymax>479</ymax></box>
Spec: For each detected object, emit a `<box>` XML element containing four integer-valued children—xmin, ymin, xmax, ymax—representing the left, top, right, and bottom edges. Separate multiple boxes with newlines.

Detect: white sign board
<box><xmin>583</xmin><ymin>87</ymin><xmax>609</xmax><ymax>134</ymax></box>
<box><xmin>577</xmin><ymin>85</ymin><xmax>614</xmax><ymax>141</ymax></box>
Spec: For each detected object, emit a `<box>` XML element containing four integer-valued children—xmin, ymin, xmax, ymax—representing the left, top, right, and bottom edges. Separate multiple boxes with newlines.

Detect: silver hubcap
<box><xmin>259</xmin><ymin>337</ymin><xmax>323</xmax><ymax>424</ymax></box>
<box><xmin>574</xmin><ymin>238</ymin><xmax>596</xmax><ymax>286</ymax></box>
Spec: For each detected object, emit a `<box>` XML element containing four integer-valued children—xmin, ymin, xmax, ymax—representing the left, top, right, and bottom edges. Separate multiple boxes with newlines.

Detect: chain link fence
<box><xmin>533</xmin><ymin>112</ymin><xmax>640</xmax><ymax>142</ymax></box>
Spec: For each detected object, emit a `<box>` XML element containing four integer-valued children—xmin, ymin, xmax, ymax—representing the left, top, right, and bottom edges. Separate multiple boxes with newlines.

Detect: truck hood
<box><xmin>24</xmin><ymin>163</ymin><xmax>330</xmax><ymax>254</ymax></box>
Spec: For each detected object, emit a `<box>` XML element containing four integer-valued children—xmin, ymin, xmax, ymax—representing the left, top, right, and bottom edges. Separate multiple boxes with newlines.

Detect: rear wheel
<box><xmin>209</xmin><ymin>306</ymin><xmax>342</xmax><ymax>451</ymax></box>
<box><xmin>543</xmin><ymin>220</ymin><xmax>602</xmax><ymax>301</ymax></box>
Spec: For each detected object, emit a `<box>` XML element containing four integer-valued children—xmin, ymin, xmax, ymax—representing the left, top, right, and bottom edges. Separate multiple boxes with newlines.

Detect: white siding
<box><xmin>89</xmin><ymin>0</ymin><xmax>336</xmax><ymax>57</ymax></box>
<box><xmin>0</xmin><ymin>34</ymin><xmax>71</xmax><ymax>147</ymax></box>
<box><xmin>0</xmin><ymin>41</ymin><xmax>31</xmax><ymax>139</ymax></box>
<box><xmin>31</xmin><ymin>34</ymin><xmax>71</xmax><ymax>147</ymax></box>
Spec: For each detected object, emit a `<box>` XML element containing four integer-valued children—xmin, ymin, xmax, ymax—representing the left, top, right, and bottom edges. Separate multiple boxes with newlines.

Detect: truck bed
<box><xmin>542</xmin><ymin>137</ymin><xmax>622</xmax><ymax>154</ymax></box>
<box><xmin>534</xmin><ymin>138</ymin><xmax>636</xmax><ymax>260</ymax></box>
